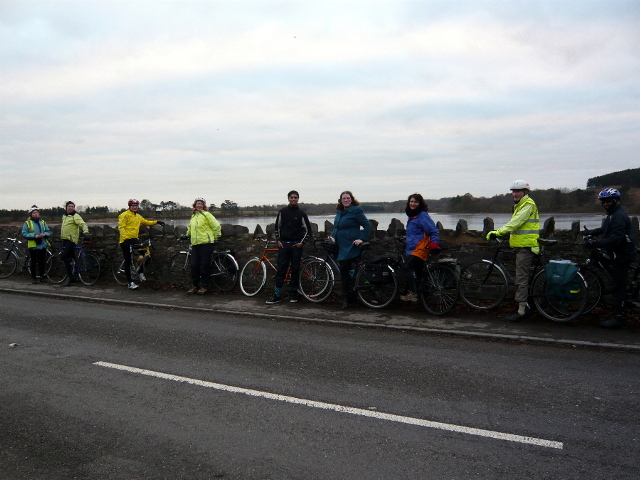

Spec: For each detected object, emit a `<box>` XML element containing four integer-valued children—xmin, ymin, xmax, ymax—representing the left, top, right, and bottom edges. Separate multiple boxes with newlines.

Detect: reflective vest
<box><xmin>25</xmin><ymin>219</ymin><xmax>50</xmax><ymax>249</ymax></box>
<box><xmin>510</xmin><ymin>197</ymin><xmax>539</xmax><ymax>248</ymax></box>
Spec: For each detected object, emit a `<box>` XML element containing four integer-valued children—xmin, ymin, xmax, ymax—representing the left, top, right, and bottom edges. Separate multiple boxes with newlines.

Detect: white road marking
<box><xmin>94</xmin><ymin>361</ymin><xmax>563</xmax><ymax>450</ymax></box>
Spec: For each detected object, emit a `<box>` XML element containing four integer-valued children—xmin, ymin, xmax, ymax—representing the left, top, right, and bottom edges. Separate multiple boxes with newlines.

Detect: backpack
<box><xmin>545</xmin><ymin>260</ymin><xmax>582</xmax><ymax>299</ymax></box>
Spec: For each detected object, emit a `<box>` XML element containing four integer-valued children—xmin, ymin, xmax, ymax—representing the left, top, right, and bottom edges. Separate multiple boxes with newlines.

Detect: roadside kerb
<box><xmin>1</xmin><ymin>285</ymin><xmax>639</xmax><ymax>352</ymax></box>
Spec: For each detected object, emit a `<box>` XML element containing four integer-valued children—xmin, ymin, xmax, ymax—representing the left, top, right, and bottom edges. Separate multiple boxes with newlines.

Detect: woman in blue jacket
<box><xmin>401</xmin><ymin>193</ymin><xmax>439</xmax><ymax>302</ymax></box>
<box><xmin>21</xmin><ymin>205</ymin><xmax>51</xmax><ymax>284</ymax></box>
<box><xmin>329</xmin><ymin>191</ymin><xmax>371</xmax><ymax>309</ymax></box>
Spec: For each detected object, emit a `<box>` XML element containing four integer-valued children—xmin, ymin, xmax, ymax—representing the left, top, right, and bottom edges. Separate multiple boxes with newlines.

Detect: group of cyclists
<box><xmin>18</xmin><ymin>183</ymin><xmax>637</xmax><ymax>327</ymax></box>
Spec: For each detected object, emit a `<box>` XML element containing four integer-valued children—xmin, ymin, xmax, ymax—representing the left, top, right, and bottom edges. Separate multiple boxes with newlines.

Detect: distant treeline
<box><xmin>587</xmin><ymin>167</ymin><xmax>640</xmax><ymax>189</ymax></box>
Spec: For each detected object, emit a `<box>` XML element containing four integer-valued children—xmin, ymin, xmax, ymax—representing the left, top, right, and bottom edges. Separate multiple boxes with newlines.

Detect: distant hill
<box><xmin>587</xmin><ymin>168</ymin><xmax>640</xmax><ymax>189</ymax></box>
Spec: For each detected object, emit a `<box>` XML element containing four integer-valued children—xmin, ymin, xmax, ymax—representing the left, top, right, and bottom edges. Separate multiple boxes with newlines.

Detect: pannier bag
<box><xmin>363</xmin><ymin>262</ymin><xmax>393</xmax><ymax>284</ymax></box>
<box><xmin>545</xmin><ymin>260</ymin><xmax>581</xmax><ymax>299</ymax></box>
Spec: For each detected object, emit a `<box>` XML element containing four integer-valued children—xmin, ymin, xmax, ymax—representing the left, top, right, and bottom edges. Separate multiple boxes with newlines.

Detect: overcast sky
<box><xmin>1</xmin><ymin>0</ymin><xmax>639</xmax><ymax>211</ymax></box>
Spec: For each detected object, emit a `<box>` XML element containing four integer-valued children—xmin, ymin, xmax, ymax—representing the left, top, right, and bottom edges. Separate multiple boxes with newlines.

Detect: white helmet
<box><xmin>28</xmin><ymin>205</ymin><xmax>39</xmax><ymax>214</ymax></box>
<box><xmin>194</xmin><ymin>197</ymin><xmax>206</xmax><ymax>205</ymax></box>
<box><xmin>510</xmin><ymin>179</ymin><xmax>531</xmax><ymax>191</ymax></box>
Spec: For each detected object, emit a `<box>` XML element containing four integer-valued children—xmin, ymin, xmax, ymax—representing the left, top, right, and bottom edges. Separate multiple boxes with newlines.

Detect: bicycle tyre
<box><xmin>580</xmin><ymin>266</ymin><xmax>603</xmax><ymax>315</ymax></box>
<box><xmin>111</xmin><ymin>249</ymin><xmax>130</xmax><ymax>285</ymax></box>
<box><xmin>140</xmin><ymin>256</ymin><xmax>160</xmax><ymax>286</ymax></box>
<box><xmin>46</xmin><ymin>253</ymin><xmax>67</xmax><ymax>284</ymax></box>
<box><xmin>421</xmin><ymin>263</ymin><xmax>460</xmax><ymax>316</ymax></box>
<box><xmin>78</xmin><ymin>252</ymin><xmax>101</xmax><ymax>286</ymax></box>
<box><xmin>459</xmin><ymin>260</ymin><xmax>508</xmax><ymax>310</ymax></box>
<box><xmin>169</xmin><ymin>252</ymin><xmax>191</xmax><ymax>287</ymax></box>
<box><xmin>299</xmin><ymin>259</ymin><xmax>335</xmax><ymax>303</ymax></box>
<box><xmin>531</xmin><ymin>269</ymin><xmax>588</xmax><ymax>322</ymax></box>
<box><xmin>355</xmin><ymin>264</ymin><xmax>398</xmax><ymax>309</ymax></box>
<box><xmin>211</xmin><ymin>253</ymin><xmax>239</xmax><ymax>292</ymax></box>
<box><xmin>0</xmin><ymin>250</ymin><xmax>18</xmax><ymax>278</ymax></box>
<box><xmin>239</xmin><ymin>258</ymin><xmax>267</xmax><ymax>296</ymax></box>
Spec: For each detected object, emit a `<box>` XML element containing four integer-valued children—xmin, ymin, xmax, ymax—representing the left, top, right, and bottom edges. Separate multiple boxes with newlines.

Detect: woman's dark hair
<box><xmin>336</xmin><ymin>191</ymin><xmax>360</xmax><ymax>210</ymax></box>
<box><xmin>405</xmin><ymin>193</ymin><xmax>428</xmax><ymax>216</ymax></box>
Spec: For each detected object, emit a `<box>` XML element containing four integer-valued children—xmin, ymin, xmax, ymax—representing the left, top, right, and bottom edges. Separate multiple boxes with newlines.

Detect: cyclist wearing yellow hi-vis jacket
<box><xmin>118</xmin><ymin>199</ymin><xmax>165</xmax><ymax>290</ymax></box>
<box><xmin>60</xmin><ymin>201</ymin><xmax>89</xmax><ymax>286</ymax></box>
<box><xmin>184</xmin><ymin>197</ymin><xmax>221</xmax><ymax>295</ymax></box>
<box><xmin>486</xmin><ymin>180</ymin><xmax>540</xmax><ymax>322</ymax></box>
<box><xmin>21</xmin><ymin>205</ymin><xmax>51</xmax><ymax>284</ymax></box>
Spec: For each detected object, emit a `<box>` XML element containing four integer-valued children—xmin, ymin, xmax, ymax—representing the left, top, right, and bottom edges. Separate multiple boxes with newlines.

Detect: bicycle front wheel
<box><xmin>459</xmin><ymin>260</ymin><xmax>508</xmax><ymax>310</ymax></box>
<box><xmin>0</xmin><ymin>250</ymin><xmax>18</xmax><ymax>278</ymax></box>
<box><xmin>299</xmin><ymin>259</ymin><xmax>334</xmax><ymax>303</ymax></box>
<box><xmin>531</xmin><ymin>269</ymin><xmax>588</xmax><ymax>322</ymax></box>
<box><xmin>355</xmin><ymin>264</ymin><xmax>398</xmax><ymax>309</ymax></box>
<box><xmin>421</xmin><ymin>263</ymin><xmax>460</xmax><ymax>315</ymax></box>
<box><xmin>78</xmin><ymin>252</ymin><xmax>101</xmax><ymax>286</ymax></box>
<box><xmin>169</xmin><ymin>252</ymin><xmax>191</xmax><ymax>287</ymax></box>
<box><xmin>239</xmin><ymin>258</ymin><xmax>267</xmax><ymax>296</ymax></box>
<box><xmin>111</xmin><ymin>249</ymin><xmax>130</xmax><ymax>285</ymax></box>
<box><xmin>580</xmin><ymin>266</ymin><xmax>603</xmax><ymax>315</ymax></box>
<box><xmin>46</xmin><ymin>253</ymin><xmax>67</xmax><ymax>284</ymax></box>
<box><xmin>211</xmin><ymin>253</ymin><xmax>239</xmax><ymax>292</ymax></box>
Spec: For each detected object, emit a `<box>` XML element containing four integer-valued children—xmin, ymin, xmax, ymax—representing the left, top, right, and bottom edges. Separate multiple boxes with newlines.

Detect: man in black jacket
<box><xmin>584</xmin><ymin>188</ymin><xmax>638</xmax><ymax>328</ymax></box>
<box><xmin>266</xmin><ymin>191</ymin><xmax>313</xmax><ymax>304</ymax></box>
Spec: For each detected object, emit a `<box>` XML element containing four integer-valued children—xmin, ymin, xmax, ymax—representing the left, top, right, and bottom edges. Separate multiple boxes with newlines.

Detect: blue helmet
<box><xmin>597</xmin><ymin>188</ymin><xmax>620</xmax><ymax>200</ymax></box>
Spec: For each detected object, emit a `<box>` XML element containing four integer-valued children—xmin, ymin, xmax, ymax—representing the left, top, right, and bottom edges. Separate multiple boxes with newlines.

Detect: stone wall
<box><xmin>2</xmin><ymin>215</ymin><xmax>638</xmax><ymax>283</ymax></box>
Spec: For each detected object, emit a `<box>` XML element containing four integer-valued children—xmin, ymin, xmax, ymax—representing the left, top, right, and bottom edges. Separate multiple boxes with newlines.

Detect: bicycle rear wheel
<box><xmin>78</xmin><ymin>252</ymin><xmax>101</xmax><ymax>286</ymax></box>
<box><xmin>169</xmin><ymin>252</ymin><xmax>191</xmax><ymax>287</ymax></box>
<box><xmin>459</xmin><ymin>260</ymin><xmax>508</xmax><ymax>310</ymax></box>
<box><xmin>111</xmin><ymin>249</ymin><xmax>130</xmax><ymax>285</ymax></box>
<box><xmin>46</xmin><ymin>253</ymin><xmax>67</xmax><ymax>284</ymax></box>
<box><xmin>239</xmin><ymin>258</ymin><xmax>267</xmax><ymax>296</ymax></box>
<box><xmin>355</xmin><ymin>264</ymin><xmax>398</xmax><ymax>309</ymax></box>
<box><xmin>531</xmin><ymin>269</ymin><xmax>588</xmax><ymax>322</ymax></box>
<box><xmin>299</xmin><ymin>259</ymin><xmax>334</xmax><ymax>303</ymax></box>
<box><xmin>211</xmin><ymin>253</ymin><xmax>239</xmax><ymax>292</ymax></box>
<box><xmin>421</xmin><ymin>263</ymin><xmax>459</xmax><ymax>315</ymax></box>
<box><xmin>0</xmin><ymin>250</ymin><xmax>18</xmax><ymax>278</ymax></box>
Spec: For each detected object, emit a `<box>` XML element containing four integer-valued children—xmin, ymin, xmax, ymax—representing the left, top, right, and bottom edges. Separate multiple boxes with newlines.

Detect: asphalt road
<box><xmin>1</xmin><ymin>292</ymin><xmax>639</xmax><ymax>479</ymax></box>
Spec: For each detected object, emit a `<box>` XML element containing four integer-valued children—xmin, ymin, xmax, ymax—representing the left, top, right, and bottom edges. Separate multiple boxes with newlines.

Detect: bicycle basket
<box><xmin>545</xmin><ymin>260</ymin><xmax>581</xmax><ymax>299</ymax></box>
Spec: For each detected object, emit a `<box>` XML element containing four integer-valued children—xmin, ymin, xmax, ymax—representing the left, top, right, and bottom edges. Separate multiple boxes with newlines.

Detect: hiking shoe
<box><xmin>187</xmin><ymin>286</ymin><xmax>198</xmax><ymax>295</ymax></box>
<box><xmin>31</xmin><ymin>278</ymin><xmax>38</xmax><ymax>284</ymax></box>
<box><xmin>197</xmin><ymin>287</ymin><xmax>207</xmax><ymax>295</ymax></box>
<box><xmin>505</xmin><ymin>311</ymin><xmax>529</xmax><ymax>322</ymax></box>
<box><xmin>289</xmin><ymin>292</ymin><xmax>299</xmax><ymax>303</ymax></box>
<box><xmin>62</xmin><ymin>276</ymin><xmax>71</xmax><ymax>286</ymax></box>
<box><xmin>599</xmin><ymin>315</ymin><xmax>623</xmax><ymax>328</ymax></box>
<box><xmin>127</xmin><ymin>282</ymin><xmax>139</xmax><ymax>290</ymax></box>
<box><xmin>138</xmin><ymin>273</ymin><xmax>146</xmax><ymax>282</ymax></box>
<box><xmin>266</xmin><ymin>295</ymin><xmax>282</xmax><ymax>305</ymax></box>
<box><xmin>400</xmin><ymin>292</ymin><xmax>418</xmax><ymax>302</ymax></box>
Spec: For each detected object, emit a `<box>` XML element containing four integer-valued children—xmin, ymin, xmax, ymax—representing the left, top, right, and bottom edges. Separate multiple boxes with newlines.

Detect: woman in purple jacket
<box><xmin>401</xmin><ymin>193</ymin><xmax>440</xmax><ymax>302</ymax></box>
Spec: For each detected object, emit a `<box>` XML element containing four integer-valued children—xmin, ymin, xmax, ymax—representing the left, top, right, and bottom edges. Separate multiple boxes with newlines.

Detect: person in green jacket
<box><xmin>21</xmin><ymin>205</ymin><xmax>51</xmax><ymax>284</ymax></box>
<box><xmin>184</xmin><ymin>197</ymin><xmax>221</xmax><ymax>294</ymax></box>
<box><xmin>486</xmin><ymin>180</ymin><xmax>540</xmax><ymax>322</ymax></box>
<box><xmin>60</xmin><ymin>201</ymin><xmax>89</xmax><ymax>286</ymax></box>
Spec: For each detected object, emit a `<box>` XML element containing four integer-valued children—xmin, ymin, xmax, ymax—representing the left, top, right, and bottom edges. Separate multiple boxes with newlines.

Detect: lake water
<box><xmin>159</xmin><ymin>212</ymin><xmax>608</xmax><ymax>232</ymax></box>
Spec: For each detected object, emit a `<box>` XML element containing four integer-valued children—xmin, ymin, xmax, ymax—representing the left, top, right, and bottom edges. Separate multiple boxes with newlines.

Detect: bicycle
<box><xmin>239</xmin><ymin>236</ymin><xmax>319</xmax><ymax>297</ymax></box>
<box><xmin>46</xmin><ymin>241</ymin><xmax>101</xmax><ymax>286</ymax></box>
<box><xmin>578</xmin><ymin>228</ymin><xmax>640</xmax><ymax>314</ymax></box>
<box><xmin>0</xmin><ymin>238</ymin><xmax>52</xmax><ymax>279</ymax></box>
<box><xmin>169</xmin><ymin>238</ymin><xmax>239</xmax><ymax>291</ymax></box>
<box><xmin>111</xmin><ymin>239</ymin><xmax>159</xmax><ymax>286</ymax></box>
<box><xmin>298</xmin><ymin>239</ymin><xmax>399</xmax><ymax>309</ymax></box>
<box><xmin>391</xmin><ymin>236</ymin><xmax>460</xmax><ymax>316</ymax></box>
<box><xmin>459</xmin><ymin>237</ymin><xmax>588</xmax><ymax>322</ymax></box>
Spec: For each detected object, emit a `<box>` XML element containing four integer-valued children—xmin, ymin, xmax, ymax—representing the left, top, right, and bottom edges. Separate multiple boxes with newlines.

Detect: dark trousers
<box><xmin>612</xmin><ymin>260</ymin><xmax>631</xmax><ymax>315</ymax></box>
<box><xmin>339</xmin><ymin>257</ymin><xmax>359</xmax><ymax>298</ymax></box>
<box><xmin>29</xmin><ymin>249</ymin><xmax>47</xmax><ymax>279</ymax></box>
<box><xmin>120</xmin><ymin>238</ymin><xmax>140</xmax><ymax>283</ymax></box>
<box><xmin>403</xmin><ymin>255</ymin><xmax>425</xmax><ymax>294</ymax></box>
<box><xmin>191</xmin><ymin>243</ymin><xmax>215</xmax><ymax>287</ymax></box>
<box><xmin>61</xmin><ymin>240</ymin><xmax>76</xmax><ymax>277</ymax></box>
<box><xmin>275</xmin><ymin>243</ymin><xmax>304</xmax><ymax>291</ymax></box>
